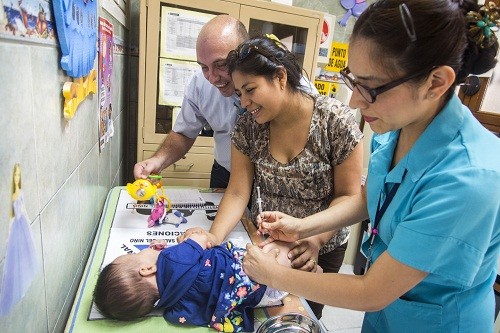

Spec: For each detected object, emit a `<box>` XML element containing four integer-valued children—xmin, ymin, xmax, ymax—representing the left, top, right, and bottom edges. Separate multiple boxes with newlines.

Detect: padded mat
<box><xmin>65</xmin><ymin>187</ymin><xmax>315</xmax><ymax>333</ymax></box>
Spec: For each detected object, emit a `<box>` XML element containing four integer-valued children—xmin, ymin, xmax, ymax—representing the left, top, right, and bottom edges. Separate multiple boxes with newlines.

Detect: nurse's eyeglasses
<box><xmin>228</xmin><ymin>43</ymin><xmax>282</xmax><ymax>66</ymax></box>
<box><xmin>340</xmin><ymin>66</ymin><xmax>434</xmax><ymax>103</ymax></box>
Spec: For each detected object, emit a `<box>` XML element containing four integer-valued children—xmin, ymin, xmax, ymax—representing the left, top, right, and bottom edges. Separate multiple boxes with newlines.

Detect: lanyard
<box><xmin>365</xmin><ymin>169</ymin><xmax>407</xmax><ymax>272</ymax></box>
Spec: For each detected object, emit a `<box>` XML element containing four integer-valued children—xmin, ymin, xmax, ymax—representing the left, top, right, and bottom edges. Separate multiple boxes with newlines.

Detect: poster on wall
<box><xmin>98</xmin><ymin>17</ymin><xmax>114</xmax><ymax>151</ymax></box>
<box><xmin>0</xmin><ymin>0</ymin><xmax>56</xmax><ymax>44</ymax></box>
<box><xmin>160</xmin><ymin>6</ymin><xmax>214</xmax><ymax>60</ymax></box>
<box><xmin>158</xmin><ymin>58</ymin><xmax>200</xmax><ymax>106</ymax></box>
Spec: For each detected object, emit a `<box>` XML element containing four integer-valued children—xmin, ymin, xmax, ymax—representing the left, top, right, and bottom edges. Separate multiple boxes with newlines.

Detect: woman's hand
<box><xmin>177</xmin><ymin>227</ymin><xmax>217</xmax><ymax>248</ymax></box>
<box><xmin>287</xmin><ymin>238</ymin><xmax>321</xmax><ymax>272</ymax></box>
<box><xmin>256</xmin><ymin>211</ymin><xmax>303</xmax><ymax>242</ymax></box>
<box><xmin>186</xmin><ymin>230</ymin><xmax>212</xmax><ymax>250</ymax></box>
<box><xmin>243</xmin><ymin>243</ymin><xmax>281</xmax><ymax>285</ymax></box>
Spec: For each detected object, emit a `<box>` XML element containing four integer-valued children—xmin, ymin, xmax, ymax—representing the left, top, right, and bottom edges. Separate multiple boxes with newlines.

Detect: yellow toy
<box><xmin>126</xmin><ymin>175</ymin><xmax>172</xmax><ymax>227</ymax></box>
<box><xmin>126</xmin><ymin>178</ymin><xmax>158</xmax><ymax>201</ymax></box>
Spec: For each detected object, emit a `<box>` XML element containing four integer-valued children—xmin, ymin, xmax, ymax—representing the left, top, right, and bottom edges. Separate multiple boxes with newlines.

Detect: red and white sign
<box><xmin>318</xmin><ymin>14</ymin><xmax>335</xmax><ymax>64</ymax></box>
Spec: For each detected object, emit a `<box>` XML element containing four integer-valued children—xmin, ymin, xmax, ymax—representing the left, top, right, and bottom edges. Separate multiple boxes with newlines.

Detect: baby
<box><xmin>93</xmin><ymin>232</ymin><xmax>295</xmax><ymax>332</ymax></box>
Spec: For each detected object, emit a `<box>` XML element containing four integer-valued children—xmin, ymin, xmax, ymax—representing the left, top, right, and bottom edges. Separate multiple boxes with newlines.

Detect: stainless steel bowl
<box><xmin>256</xmin><ymin>313</ymin><xmax>324</xmax><ymax>333</ymax></box>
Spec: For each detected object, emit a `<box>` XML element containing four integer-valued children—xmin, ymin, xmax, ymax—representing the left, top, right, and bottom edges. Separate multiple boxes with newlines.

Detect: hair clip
<box><xmin>466</xmin><ymin>2</ymin><xmax>500</xmax><ymax>48</ymax></box>
<box><xmin>265</xmin><ymin>33</ymin><xmax>280</xmax><ymax>44</ymax></box>
<box><xmin>399</xmin><ymin>3</ymin><xmax>417</xmax><ymax>43</ymax></box>
<box><xmin>265</xmin><ymin>33</ymin><xmax>287</xmax><ymax>50</ymax></box>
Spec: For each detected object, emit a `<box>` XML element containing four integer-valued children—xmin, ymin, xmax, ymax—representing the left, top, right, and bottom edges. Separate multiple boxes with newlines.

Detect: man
<box><xmin>134</xmin><ymin>15</ymin><xmax>316</xmax><ymax>188</ymax></box>
<box><xmin>134</xmin><ymin>15</ymin><xmax>247</xmax><ymax>188</ymax></box>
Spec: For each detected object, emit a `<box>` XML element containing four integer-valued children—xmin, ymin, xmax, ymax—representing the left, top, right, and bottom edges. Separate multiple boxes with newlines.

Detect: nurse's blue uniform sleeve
<box><xmin>388</xmin><ymin>168</ymin><xmax>499</xmax><ymax>286</ymax></box>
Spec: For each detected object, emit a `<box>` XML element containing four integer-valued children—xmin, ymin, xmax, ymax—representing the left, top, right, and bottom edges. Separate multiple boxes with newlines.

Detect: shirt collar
<box><xmin>371</xmin><ymin>131</ymin><xmax>406</xmax><ymax>184</ymax></box>
<box><xmin>405</xmin><ymin>94</ymin><xmax>464</xmax><ymax>181</ymax></box>
<box><xmin>370</xmin><ymin>94</ymin><xmax>464</xmax><ymax>184</ymax></box>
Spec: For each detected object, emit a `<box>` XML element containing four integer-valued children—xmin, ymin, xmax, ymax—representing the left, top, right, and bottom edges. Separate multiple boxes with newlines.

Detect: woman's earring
<box><xmin>429</xmin><ymin>92</ymin><xmax>435</xmax><ymax>98</ymax></box>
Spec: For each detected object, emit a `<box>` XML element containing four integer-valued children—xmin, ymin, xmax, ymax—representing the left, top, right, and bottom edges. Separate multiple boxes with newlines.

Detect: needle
<box><xmin>256</xmin><ymin>186</ymin><xmax>263</xmax><ymax>214</ymax></box>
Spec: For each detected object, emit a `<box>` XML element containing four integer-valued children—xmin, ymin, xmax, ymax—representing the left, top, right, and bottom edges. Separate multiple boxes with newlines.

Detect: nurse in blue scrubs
<box><xmin>243</xmin><ymin>0</ymin><xmax>500</xmax><ymax>332</ymax></box>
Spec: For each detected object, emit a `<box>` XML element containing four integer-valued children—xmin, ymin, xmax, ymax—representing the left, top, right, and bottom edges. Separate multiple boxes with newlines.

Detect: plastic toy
<box><xmin>147</xmin><ymin>196</ymin><xmax>170</xmax><ymax>227</ymax></box>
<box><xmin>126</xmin><ymin>175</ymin><xmax>173</xmax><ymax>227</ymax></box>
<box><xmin>126</xmin><ymin>178</ymin><xmax>158</xmax><ymax>201</ymax></box>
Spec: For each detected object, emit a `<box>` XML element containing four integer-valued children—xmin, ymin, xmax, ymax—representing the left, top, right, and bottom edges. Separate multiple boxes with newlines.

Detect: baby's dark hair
<box><xmin>93</xmin><ymin>262</ymin><xmax>158</xmax><ymax>320</ymax></box>
<box><xmin>352</xmin><ymin>0</ymin><xmax>498</xmax><ymax>101</ymax></box>
<box><xmin>226</xmin><ymin>35</ymin><xmax>307</xmax><ymax>94</ymax></box>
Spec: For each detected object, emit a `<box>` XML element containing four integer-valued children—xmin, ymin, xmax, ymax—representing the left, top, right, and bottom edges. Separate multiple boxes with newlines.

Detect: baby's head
<box><xmin>93</xmin><ymin>248</ymin><xmax>161</xmax><ymax>320</ymax></box>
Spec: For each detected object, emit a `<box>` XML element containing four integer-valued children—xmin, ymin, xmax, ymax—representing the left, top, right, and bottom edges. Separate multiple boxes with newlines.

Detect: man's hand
<box><xmin>134</xmin><ymin>157</ymin><xmax>163</xmax><ymax>179</ymax></box>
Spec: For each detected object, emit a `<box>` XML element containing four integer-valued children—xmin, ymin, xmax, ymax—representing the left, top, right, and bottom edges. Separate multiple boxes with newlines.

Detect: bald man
<box><xmin>134</xmin><ymin>15</ymin><xmax>248</xmax><ymax>188</ymax></box>
<box><xmin>134</xmin><ymin>15</ymin><xmax>316</xmax><ymax>188</ymax></box>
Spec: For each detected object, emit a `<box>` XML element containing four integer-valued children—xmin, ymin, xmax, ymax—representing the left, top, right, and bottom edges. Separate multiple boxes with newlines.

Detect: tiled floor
<box><xmin>319</xmin><ymin>264</ymin><xmax>365</xmax><ymax>332</ymax></box>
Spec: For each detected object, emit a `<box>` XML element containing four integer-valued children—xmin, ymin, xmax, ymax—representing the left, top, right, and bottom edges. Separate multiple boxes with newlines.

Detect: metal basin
<box><xmin>256</xmin><ymin>313</ymin><xmax>324</xmax><ymax>333</ymax></box>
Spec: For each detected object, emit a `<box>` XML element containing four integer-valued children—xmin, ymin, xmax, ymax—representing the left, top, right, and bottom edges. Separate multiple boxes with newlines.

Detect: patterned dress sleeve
<box><xmin>231</xmin><ymin>113</ymin><xmax>259</xmax><ymax>159</ymax></box>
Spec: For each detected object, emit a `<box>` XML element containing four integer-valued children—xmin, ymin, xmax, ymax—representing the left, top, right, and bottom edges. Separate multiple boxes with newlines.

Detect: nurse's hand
<box><xmin>257</xmin><ymin>211</ymin><xmax>303</xmax><ymax>243</ymax></box>
<box><xmin>243</xmin><ymin>243</ymin><xmax>281</xmax><ymax>285</ymax></box>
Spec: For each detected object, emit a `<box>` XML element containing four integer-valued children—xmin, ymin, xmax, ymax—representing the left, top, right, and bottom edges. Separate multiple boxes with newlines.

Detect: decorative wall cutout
<box><xmin>338</xmin><ymin>0</ymin><xmax>368</xmax><ymax>27</ymax></box>
<box><xmin>52</xmin><ymin>0</ymin><xmax>98</xmax><ymax>119</ymax></box>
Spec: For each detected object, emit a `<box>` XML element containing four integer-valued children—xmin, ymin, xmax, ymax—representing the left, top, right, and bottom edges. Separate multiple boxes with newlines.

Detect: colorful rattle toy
<box><xmin>126</xmin><ymin>177</ymin><xmax>158</xmax><ymax>201</ymax></box>
<box><xmin>126</xmin><ymin>175</ymin><xmax>172</xmax><ymax>227</ymax></box>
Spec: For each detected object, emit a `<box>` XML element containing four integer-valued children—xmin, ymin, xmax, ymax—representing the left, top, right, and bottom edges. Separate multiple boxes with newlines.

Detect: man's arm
<box><xmin>134</xmin><ymin>131</ymin><xmax>196</xmax><ymax>179</ymax></box>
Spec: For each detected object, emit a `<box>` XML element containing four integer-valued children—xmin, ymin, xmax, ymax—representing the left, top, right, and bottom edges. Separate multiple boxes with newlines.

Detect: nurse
<box><xmin>243</xmin><ymin>0</ymin><xmax>500</xmax><ymax>332</ymax></box>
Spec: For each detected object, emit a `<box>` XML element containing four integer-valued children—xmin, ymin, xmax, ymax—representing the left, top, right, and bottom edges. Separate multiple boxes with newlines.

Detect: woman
<box><xmin>243</xmin><ymin>0</ymin><xmax>500</xmax><ymax>331</ymax></box>
<box><xmin>179</xmin><ymin>35</ymin><xmax>363</xmax><ymax>318</ymax></box>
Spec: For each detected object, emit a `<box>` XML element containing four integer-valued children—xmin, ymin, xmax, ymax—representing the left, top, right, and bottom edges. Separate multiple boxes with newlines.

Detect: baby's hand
<box><xmin>149</xmin><ymin>239</ymin><xmax>167</xmax><ymax>250</ymax></box>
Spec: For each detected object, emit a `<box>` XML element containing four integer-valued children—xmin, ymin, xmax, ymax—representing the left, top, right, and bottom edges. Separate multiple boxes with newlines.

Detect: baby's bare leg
<box><xmin>261</xmin><ymin>240</ymin><xmax>293</xmax><ymax>267</ymax></box>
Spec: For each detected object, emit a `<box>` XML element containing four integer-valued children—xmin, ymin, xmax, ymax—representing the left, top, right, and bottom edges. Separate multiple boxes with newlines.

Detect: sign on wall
<box><xmin>314</xmin><ymin>79</ymin><xmax>339</xmax><ymax>98</ymax></box>
<box><xmin>317</xmin><ymin>14</ymin><xmax>335</xmax><ymax>64</ymax></box>
<box><xmin>324</xmin><ymin>41</ymin><xmax>349</xmax><ymax>73</ymax></box>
